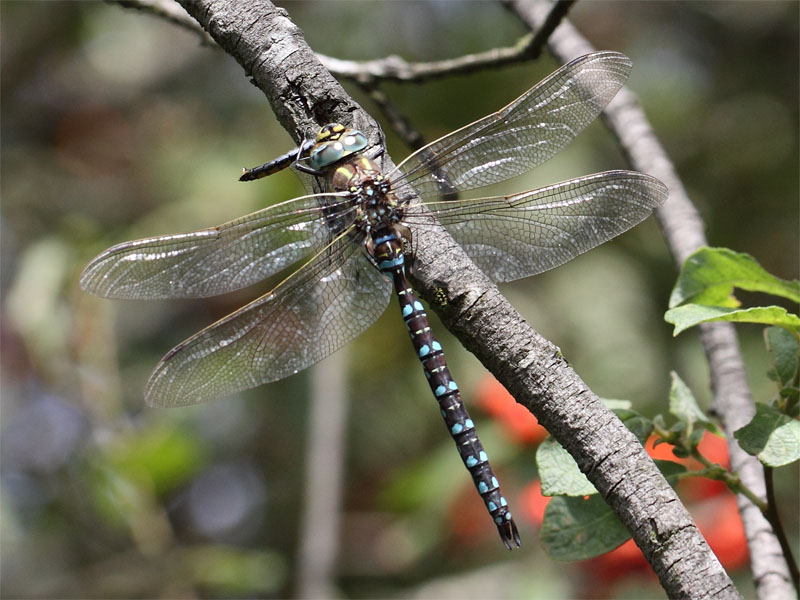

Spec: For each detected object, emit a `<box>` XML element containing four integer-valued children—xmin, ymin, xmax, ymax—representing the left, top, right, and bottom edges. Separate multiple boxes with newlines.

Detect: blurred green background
<box><xmin>2</xmin><ymin>1</ymin><xmax>797</xmax><ymax>598</ymax></box>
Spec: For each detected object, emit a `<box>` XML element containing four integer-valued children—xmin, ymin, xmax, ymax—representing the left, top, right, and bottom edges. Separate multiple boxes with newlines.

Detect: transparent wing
<box><xmin>144</xmin><ymin>231</ymin><xmax>391</xmax><ymax>407</ymax></box>
<box><xmin>406</xmin><ymin>171</ymin><xmax>667</xmax><ymax>283</ymax></box>
<box><xmin>80</xmin><ymin>192</ymin><xmax>354</xmax><ymax>299</ymax></box>
<box><xmin>391</xmin><ymin>52</ymin><xmax>632</xmax><ymax>199</ymax></box>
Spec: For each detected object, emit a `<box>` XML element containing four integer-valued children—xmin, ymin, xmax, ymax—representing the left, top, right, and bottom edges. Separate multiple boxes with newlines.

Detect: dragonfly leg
<box><xmin>294</xmin><ymin>163</ymin><xmax>325</xmax><ymax>176</ymax></box>
<box><xmin>369</xmin><ymin>121</ymin><xmax>387</xmax><ymax>162</ymax></box>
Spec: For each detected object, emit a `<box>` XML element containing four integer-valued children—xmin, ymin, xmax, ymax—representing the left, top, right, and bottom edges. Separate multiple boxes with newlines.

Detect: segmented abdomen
<box><xmin>372</xmin><ymin>230</ymin><xmax>520</xmax><ymax>549</ymax></box>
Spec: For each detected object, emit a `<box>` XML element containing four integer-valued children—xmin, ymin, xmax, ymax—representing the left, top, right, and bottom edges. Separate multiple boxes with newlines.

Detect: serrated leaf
<box><xmin>668</xmin><ymin>372</ymin><xmax>710</xmax><ymax>428</ymax></box>
<box><xmin>537</xmin><ymin>437</ymin><xmax>597</xmax><ymax>497</ymax></box>
<box><xmin>734</xmin><ymin>403</ymin><xmax>800</xmax><ymax>467</ymax></box>
<box><xmin>669</xmin><ymin>247</ymin><xmax>800</xmax><ymax>308</ymax></box>
<box><xmin>540</xmin><ymin>495</ymin><xmax>630</xmax><ymax>560</ymax></box>
<box><xmin>665</xmin><ymin>304</ymin><xmax>800</xmax><ymax>336</ymax></box>
<box><xmin>765</xmin><ymin>326</ymin><xmax>799</xmax><ymax>386</ymax></box>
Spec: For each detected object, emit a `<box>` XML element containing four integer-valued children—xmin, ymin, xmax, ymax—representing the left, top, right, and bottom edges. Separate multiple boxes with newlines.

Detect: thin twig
<box><xmin>318</xmin><ymin>0</ymin><xmax>575</xmax><ymax>84</ymax></box>
<box><xmin>688</xmin><ymin>449</ymin><xmax>768</xmax><ymax>513</ymax></box>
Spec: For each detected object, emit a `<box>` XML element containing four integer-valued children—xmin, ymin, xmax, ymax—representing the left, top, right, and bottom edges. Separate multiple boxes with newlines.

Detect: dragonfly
<box><xmin>81</xmin><ymin>51</ymin><xmax>668</xmax><ymax>549</ymax></box>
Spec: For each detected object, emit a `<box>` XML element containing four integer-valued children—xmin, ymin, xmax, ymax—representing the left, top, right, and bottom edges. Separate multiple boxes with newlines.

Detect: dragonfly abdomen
<box><xmin>372</xmin><ymin>231</ymin><xmax>521</xmax><ymax>549</ymax></box>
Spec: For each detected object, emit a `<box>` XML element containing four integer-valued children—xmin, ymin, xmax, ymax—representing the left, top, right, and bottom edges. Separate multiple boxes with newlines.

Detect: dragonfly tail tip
<box><xmin>498</xmin><ymin>518</ymin><xmax>521</xmax><ymax>550</ymax></box>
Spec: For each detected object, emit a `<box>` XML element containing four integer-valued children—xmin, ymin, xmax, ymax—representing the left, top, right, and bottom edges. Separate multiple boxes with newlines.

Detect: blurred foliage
<box><xmin>1</xmin><ymin>1</ymin><xmax>797</xmax><ymax>598</ymax></box>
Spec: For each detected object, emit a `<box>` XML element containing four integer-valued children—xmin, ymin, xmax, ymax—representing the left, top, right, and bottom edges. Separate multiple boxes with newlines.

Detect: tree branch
<box><xmin>174</xmin><ymin>1</ymin><xmax>741</xmax><ymax>597</ymax></box>
<box><xmin>505</xmin><ymin>2</ymin><xmax>795</xmax><ymax>599</ymax></box>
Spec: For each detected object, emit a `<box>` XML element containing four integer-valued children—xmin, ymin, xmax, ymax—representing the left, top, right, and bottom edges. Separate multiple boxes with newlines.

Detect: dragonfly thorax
<box><xmin>331</xmin><ymin>156</ymin><xmax>405</xmax><ymax>242</ymax></box>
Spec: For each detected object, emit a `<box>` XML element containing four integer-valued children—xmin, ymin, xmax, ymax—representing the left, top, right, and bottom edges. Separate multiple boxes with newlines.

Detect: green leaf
<box><xmin>668</xmin><ymin>371</ymin><xmax>710</xmax><ymax>428</ymax></box>
<box><xmin>765</xmin><ymin>326</ymin><xmax>799</xmax><ymax>386</ymax></box>
<box><xmin>734</xmin><ymin>403</ymin><xmax>800</xmax><ymax>467</ymax></box>
<box><xmin>537</xmin><ymin>437</ymin><xmax>597</xmax><ymax>497</ymax></box>
<box><xmin>540</xmin><ymin>495</ymin><xmax>630</xmax><ymax>560</ymax></box>
<box><xmin>665</xmin><ymin>304</ymin><xmax>800</xmax><ymax>336</ymax></box>
<box><xmin>669</xmin><ymin>247</ymin><xmax>800</xmax><ymax>308</ymax></box>
<box><xmin>671</xmin><ymin>445</ymin><xmax>690</xmax><ymax>459</ymax></box>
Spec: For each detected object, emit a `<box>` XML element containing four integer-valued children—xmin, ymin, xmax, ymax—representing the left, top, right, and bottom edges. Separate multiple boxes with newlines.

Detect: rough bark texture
<box><xmin>177</xmin><ymin>1</ymin><xmax>744</xmax><ymax>597</ymax></box>
<box><xmin>509</xmin><ymin>3</ymin><xmax>793</xmax><ymax>599</ymax></box>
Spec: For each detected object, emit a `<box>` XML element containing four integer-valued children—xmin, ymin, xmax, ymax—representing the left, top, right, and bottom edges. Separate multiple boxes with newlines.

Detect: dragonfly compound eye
<box><xmin>309</xmin><ymin>130</ymin><xmax>369</xmax><ymax>170</ymax></box>
<box><xmin>341</xmin><ymin>131</ymin><xmax>368</xmax><ymax>153</ymax></box>
<box><xmin>310</xmin><ymin>141</ymin><xmax>345</xmax><ymax>170</ymax></box>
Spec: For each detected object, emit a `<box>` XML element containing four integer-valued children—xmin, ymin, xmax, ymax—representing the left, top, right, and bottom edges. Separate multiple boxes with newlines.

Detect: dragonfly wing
<box><xmin>393</xmin><ymin>52</ymin><xmax>632</xmax><ymax>199</ymax></box>
<box><xmin>414</xmin><ymin>171</ymin><xmax>667</xmax><ymax>283</ymax></box>
<box><xmin>80</xmin><ymin>193</ymin><xmax>353</xmax><ymax>299</ymax></box>
<box><xmin>144</xmin><ymin>234</ymin><xmax>391</xmax><ymax>406</ymax></box>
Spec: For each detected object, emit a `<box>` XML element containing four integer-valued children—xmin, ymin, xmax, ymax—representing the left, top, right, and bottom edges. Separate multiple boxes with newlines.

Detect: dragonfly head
<box><xmin>308</xmin><ymin>123</ymin><xmax>368</xmax><ymax>170</ymax></box>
